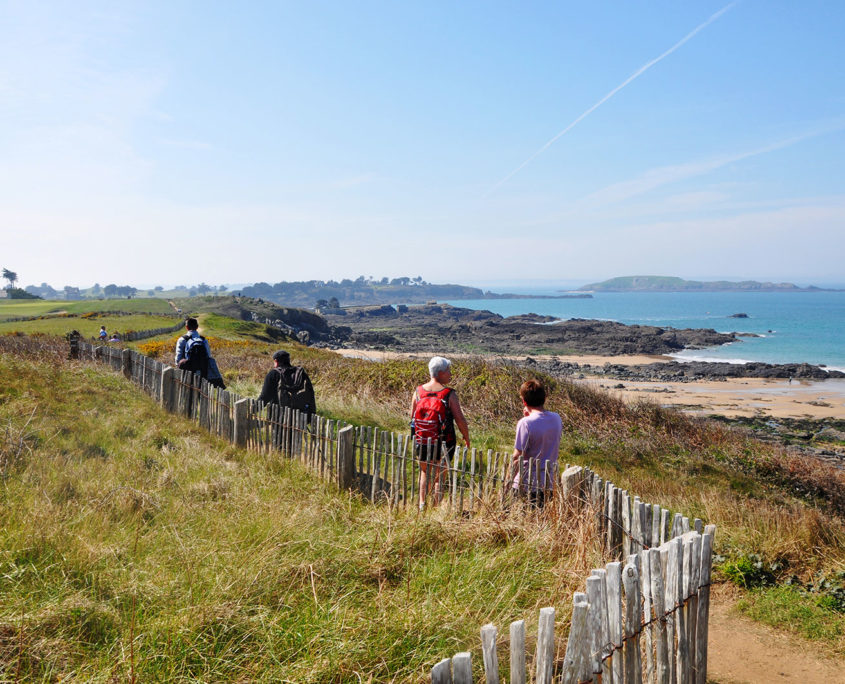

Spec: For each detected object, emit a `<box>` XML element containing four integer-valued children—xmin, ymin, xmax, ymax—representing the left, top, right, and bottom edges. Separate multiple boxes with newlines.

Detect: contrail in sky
<box><xmin>485</xmin><ymin>2</ymin><xmax>737</xmax><ymax>196</ymax></box>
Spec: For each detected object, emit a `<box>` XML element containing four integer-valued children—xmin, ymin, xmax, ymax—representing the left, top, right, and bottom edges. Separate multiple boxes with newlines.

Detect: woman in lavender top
<box><xmin>511</xmin><ymin>379</ymin><xmax>562</xmax><ymax>506</ymax></box>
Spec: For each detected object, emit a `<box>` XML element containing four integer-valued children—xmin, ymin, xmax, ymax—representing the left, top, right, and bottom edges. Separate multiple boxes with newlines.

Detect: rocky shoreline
<box><xmin>324</xmin><ymin>303</ymin><xmax>737</xmax><ymax>357</ymax></box>
<box><xmin>225</xmin><ymin>297</ymin><xmax>842</xmax><ymax>383</ymax></box>
<box><xmin>526</xmin><ymin>358</ymin><xmax>845</xmax><ymax>381</ymax></box>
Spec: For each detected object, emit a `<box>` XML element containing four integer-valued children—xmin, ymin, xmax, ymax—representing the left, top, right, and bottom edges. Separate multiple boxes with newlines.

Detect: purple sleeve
<box><xmin>514</xmin><ymin>418</ymin><xmax>529</xmax><ymax>451</ymax></box>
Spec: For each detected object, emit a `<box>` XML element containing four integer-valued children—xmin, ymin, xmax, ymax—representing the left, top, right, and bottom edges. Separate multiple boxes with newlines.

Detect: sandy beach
<box><xmin>335</xmin><ymin>348</ymin><xmax>845</xmax><ymax>420</ymax></box>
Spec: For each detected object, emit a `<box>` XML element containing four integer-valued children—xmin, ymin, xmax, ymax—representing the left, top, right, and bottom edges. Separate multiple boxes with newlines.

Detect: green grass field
<box><xmin>0</xmin><ymin>297</ymin><xmax>175</xmax><ymax>321</ymax></box>
<box><xmin>0</xmin><ymin>313</ymin><xmax>180</xmax><ymax>339</ymax></box>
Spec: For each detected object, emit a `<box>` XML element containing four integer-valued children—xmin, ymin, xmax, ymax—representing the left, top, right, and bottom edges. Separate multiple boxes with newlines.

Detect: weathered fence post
<box><xmin>160</xmin><ymin>366</ymin><xmax>174</xmax><ymax>411</ymax></box>
<box><xmin>337</xmin><ymin>425</ymin><xmax>355</xmax><ymax>490</ymax></box>
<box><xmin>234</xmin><ymin>398</ymin><xmax>250</xmax><ymax>447</ymax></box>
<box><xmin>452</xmin><ymin>652</ymin><xmax>472</xmax><ymax>684</ymax></box>
<box><xmin>480</xmin><ymin>624</ymin><xmax>498</xmax><ymax>684</ymax></box>
<box><xmin>121</xmin><ymin>349</ymin><xmax>132</xmax><ymax>379</ymax></box>
<box><xmin>535</xmin><ymin>607</ymin><xmax>555</xmax><ymax>684</ymax></box>
<box><xmin>67</xmin><ymin>331</ymin><xmax>80</xmax><ymax>359</ymax></box>
<box><xmin>562</xmin><ymin>594</ymin><xmax>590</xmax><ymax>684</ymax></box>
<box><xmin>510</xmin><ymin>620</ymin><xmax>526</xmax><ymax>684</ymax></box>
<box><xmin>695</xmin><ymin>527</ymin><xmax>715</xmax><ymax>684</ymax></box>
<box><xmin>431</xmin><ymin>658</ymin><xmax>452</xmax><ymax>684</ymax></box>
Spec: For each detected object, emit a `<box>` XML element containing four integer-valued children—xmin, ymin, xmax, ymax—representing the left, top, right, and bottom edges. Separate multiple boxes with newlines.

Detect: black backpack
<box><xmin>179</xmin><ymin>334</ymin><xmax>210</xmax><ymax>378</ymax></box>
<box><xmin>276</xmin><ymin>366</ymin><xmax>312</xmax><ymax>414</ymax></box>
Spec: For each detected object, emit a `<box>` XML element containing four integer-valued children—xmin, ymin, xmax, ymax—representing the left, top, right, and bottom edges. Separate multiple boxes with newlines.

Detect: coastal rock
<box><xmin>729</xmin><ymin>313</ymin><xmax>749</xmax><ymax>318</ymax></box>
<box><xmin>539</xmin><ymin>360</ymin><xmax>845</xmax><ymax>382</ymax></box>
<box><xmin>325</xmin><ymin>303</ymin><xmax>737</xmax><ymax>356</ymax></box>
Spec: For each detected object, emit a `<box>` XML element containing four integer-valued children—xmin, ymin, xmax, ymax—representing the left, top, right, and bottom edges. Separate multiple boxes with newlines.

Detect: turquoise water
<box><xmin>442</xmin><ymin>291</ymin><xmax>845</xmax><ymax>371</ymax></box>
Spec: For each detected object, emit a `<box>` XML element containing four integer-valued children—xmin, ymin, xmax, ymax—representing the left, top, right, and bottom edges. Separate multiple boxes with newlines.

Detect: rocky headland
<box><xmin>324</xmin><ymin>303</ymin><xmax>737</xmax><ymax>356</ymax></box>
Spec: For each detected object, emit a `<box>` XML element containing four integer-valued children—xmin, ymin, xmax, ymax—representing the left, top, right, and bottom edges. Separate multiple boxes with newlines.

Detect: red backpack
<box><xmin>412</xmin><ymin>386</ymin><xmax>453</xmax><ymax>444</ymax></box>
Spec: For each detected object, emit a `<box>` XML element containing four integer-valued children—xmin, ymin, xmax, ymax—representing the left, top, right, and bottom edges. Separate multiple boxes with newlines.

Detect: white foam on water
<box><xmin>669</xmin><ymin>352</ymin><xmax>756</xmax><ymax>365</ymax></box>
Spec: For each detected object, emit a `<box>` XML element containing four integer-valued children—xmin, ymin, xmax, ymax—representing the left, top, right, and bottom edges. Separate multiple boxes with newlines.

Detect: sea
<box><xmin>442</xmin><ymin>289</ymin><xmax>845</xmax><ymax>372</ymax></box>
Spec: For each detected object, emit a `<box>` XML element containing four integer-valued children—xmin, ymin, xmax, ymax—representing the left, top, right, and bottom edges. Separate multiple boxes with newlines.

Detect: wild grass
<box><xmin>737</xmin><ymin>586</ymin><xmax>845</xmax><ymax>649</ymax></box>
<box><xmin>5</xmin><ymin>309</ymin><xmax>845</xmax><ymax>662</ymax></box>
<box><xmin>0</xmin><ymin>345</ymin><xmax>605</xmax><ymax>680</ymax></box>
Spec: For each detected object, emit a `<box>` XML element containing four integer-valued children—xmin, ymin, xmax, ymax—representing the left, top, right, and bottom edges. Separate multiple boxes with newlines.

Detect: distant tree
<box><xmin>154</xmin><ymin>285</ymin><xmax>164</xmax><ymax>292</ymax></box>
<box><xmin>218</xmin><ymin>284</ymin><xmax>227</xmax><ymax>293</ymax></box>
<box><xmin>328</xmin><ymin>296</ymin><xmax>340</xmax><ymax>308</ymax></box>
<box><xmin>413</xmin><ymin>276</ymin><xmax>422</xmax><ymax>283</ymax></box>
<box><xmin>188</xmin><ymin>288</ymin><xmax>198</xmax><ymax>297</ymax></box>
<box><xmin>315</xmin><ymin>298</ymin><xmax>329</xmax><ymax>309</ymax></box>
<box><xmin>355</xmin><ymin>275</ymin><xmax>366</xmax><ymax>284</ymax></box>
<box><xmin>7</xmin><ymin>288</ymin><xmax>39</xmax><ymax>300</ymax></box>
<box><xmin>147</xmin><ymin>290</ymin><xmax>155</xmax><ymax>296</ymax></box>
<box><xmin>104</xmin><ymin>284</ymin><xmax>118</xmax><ymax>296</ymax></box>
<box><xmin>2</xmin><ymin>268</ymin><xmax>18</xmax><ymax>289</ymax></box>
<box><xmin>91</xmin><ymin>283</ymin><xmax>101</xmax><ymax>294</ymax></box>
<box><xmin>379</xmin><ymin>277</ymin><xmax>389</xmax><ymax>285</ymax></box>
<box><xmin>196</xmin><ymin>282</ymin><xmax>211</xmax><ymax>295</ymax></box>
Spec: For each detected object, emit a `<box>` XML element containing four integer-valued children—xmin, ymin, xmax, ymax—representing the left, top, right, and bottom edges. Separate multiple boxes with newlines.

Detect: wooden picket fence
<box><xmin>73</xmin><ymin>340</ymin><xmax>715</xmax><ymax>681</ymax></box>
<box><xmin>432</xmin><ymin>525</ymin><xmax>715</xmax><ymax>684</ymax></box>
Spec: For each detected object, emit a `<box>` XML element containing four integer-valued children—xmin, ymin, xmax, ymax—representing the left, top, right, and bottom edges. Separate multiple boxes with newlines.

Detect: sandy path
<box><xmin>707</xmin><ymin>587</ymin><xmax>844</xmax><ymax>683</ymax></box>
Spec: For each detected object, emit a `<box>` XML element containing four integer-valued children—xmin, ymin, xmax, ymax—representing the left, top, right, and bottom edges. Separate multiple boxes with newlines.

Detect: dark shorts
<box><xmin>414</xmin><ymin>441</ymin><xmax>456</xmax><ymax>462</ymax></box>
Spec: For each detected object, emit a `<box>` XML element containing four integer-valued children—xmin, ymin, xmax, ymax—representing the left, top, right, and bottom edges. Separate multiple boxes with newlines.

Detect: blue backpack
<box><xmin>179</xmin><ymin>334</ymin><xmax>210</xmax><ymax>378</ymax></box>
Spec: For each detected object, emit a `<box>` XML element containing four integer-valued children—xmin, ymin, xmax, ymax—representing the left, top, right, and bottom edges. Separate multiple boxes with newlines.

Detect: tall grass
<box><xmin>0</xmin><ymin>343</ymin><xmax>611</xmax><ymax>680</ymax></box>
<box><xmin>5</xmin><ymin>318</ymin><xmax>845</xmax><ymax>666</ymax></box>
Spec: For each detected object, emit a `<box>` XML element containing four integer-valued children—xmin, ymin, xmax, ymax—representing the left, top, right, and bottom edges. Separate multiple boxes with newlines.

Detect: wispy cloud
<box><xmin>485</xmin><ymin>2</ymin><xmax>737</xmax><ymax>196</ymax></box>
<box><xmin>583</xmin><ymin>120</ymin><xmax>845</xmax><ymax>206</ymax></box>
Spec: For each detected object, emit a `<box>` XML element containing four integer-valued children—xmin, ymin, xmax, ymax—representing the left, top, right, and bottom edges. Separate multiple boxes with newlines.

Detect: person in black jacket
<box><xmin>258</xmin><ymin>350</ymin><xmax>316</xmax><ymax>417</ymax></box>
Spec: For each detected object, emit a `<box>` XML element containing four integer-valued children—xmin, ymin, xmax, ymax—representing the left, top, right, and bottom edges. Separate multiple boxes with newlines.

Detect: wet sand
<box><xmin>334</xmin><ymin>348</ymin><xmax>845</xmax><ymax>420</ymax></box>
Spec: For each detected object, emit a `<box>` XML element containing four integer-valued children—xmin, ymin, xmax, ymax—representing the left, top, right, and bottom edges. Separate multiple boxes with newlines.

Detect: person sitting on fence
<box><xmin>98</xmin><ymin>325</ymin><xmax>107</xmax><ymax>342</ymax></box>
<box><xmin>175</xmin><ymin>317</ymin><xmax>225</xmax><ymax>389</ymax></box>
<box><xmin>257</xmin><ymin>350</ymin><xmax>316</xmax><ymax>417</ymax></box>
<box><xmin>411</xmin><ymin>356</ymin><xmax>470</xmax><ymax>509</ymax></box>
<box><xmin>510</xmin><ymin>378</ymin><xmax>562</xmax><ymax>508</ymax></box>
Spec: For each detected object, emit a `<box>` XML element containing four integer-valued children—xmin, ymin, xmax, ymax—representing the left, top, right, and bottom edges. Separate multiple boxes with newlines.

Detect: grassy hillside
<box><xmin>2</xmin><ymin>307</ymin><xmax>844</xmax><ymax>675</ymax></box>
<box><xmin>0</xmin><ymin>338</ymin><xmax>604</xmax><ymax>681</ymax></box>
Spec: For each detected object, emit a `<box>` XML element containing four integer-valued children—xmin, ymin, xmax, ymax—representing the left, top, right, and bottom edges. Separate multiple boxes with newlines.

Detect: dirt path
<box><xmin>707</xmin><ymin>586</ymin><xmax>843</xmax><ymax>683</ymax></box>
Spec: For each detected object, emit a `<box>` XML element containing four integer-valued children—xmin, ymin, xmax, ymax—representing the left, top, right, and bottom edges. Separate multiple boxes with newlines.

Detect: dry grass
<box><xmin>4</xmin><ymin>320</ymin><xmax>845</xmax><ymax>672</ymax></box>
<box><xmin>0</xmin><ymin>343</ymin><xmax>612</xmax><ymax>681</ymax></box>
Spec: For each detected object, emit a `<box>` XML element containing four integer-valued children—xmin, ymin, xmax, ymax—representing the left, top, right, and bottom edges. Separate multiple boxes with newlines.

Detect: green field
<box><xmin>0</xmin><ymin>313</ymin><xmax>180</xmax><ymax>339</ymax></box>
<box><xmin>0</xmin><ymin>297</ymin><xmax>175</xmax><ymax>321</ymax></box>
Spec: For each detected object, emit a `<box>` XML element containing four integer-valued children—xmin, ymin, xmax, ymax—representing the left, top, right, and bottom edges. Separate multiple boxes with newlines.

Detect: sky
<box><xmin>2</xmin><ymin>1</ymin><xmax>844</xmax><ymax>289</ymax></box>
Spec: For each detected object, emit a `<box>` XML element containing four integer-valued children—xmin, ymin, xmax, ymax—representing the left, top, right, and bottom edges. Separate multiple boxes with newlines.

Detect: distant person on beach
<box><xmin>411</xmin><ymin>356</ymin><xmax>470</xmax><ymax>509</ymax></box>
<box><xmin>175</xmin><ymin>317</ymin><xmax>225</xmax><ymax>388</ymax></box>
<box><xmin>258</xmin><ymin>350</ymin><xmax>316</xmax><ymax>417</ymax></box>
<box><xmin>510</xmin><ymin>378</ymin><xmax>562</xmax><ymax>507</ymax></box>
<box><xmin>98</xmin><ymin>326</ymin><xmax>107</xmax><ymax>341</ymax></box>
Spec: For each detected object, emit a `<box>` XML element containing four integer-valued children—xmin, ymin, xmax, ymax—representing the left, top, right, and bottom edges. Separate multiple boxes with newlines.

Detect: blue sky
<box><xmin>2</xmin><ymin>1</ymin><xmax>844</xmax><ymax>288</ymax></box>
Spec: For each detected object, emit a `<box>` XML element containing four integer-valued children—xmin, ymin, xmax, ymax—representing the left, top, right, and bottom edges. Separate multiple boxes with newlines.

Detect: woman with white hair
<box><xmin>411</xmin><ymin>356</ymin><xmax>471</xmax><ymax>509</ymax></box>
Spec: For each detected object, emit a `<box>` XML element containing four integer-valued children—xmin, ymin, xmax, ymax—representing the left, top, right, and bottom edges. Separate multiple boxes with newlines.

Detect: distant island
<box><xmin>578</xmin><ymin>275</ymin><xmax>828</xmax><ymax>293</ymax></box>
